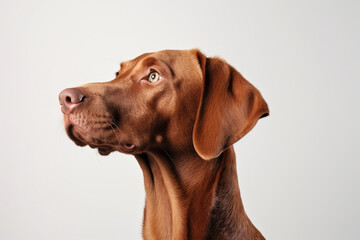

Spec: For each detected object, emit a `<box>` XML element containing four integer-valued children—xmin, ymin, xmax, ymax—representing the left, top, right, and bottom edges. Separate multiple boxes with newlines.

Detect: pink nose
<box><xmin>59</xmin><ymin>88</ymin><xmax>85</xmax><ymax>114</ymax></box>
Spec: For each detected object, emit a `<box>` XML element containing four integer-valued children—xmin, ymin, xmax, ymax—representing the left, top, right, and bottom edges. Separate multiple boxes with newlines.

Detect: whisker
<box><xmin>58</xmin><ymin>118</ymin><xmax>64</xmax><ymax>128</ymax></box>
<box><xmin>58</xmin><ymin>118</ymin><xmax>66</xmax><ymax>136</ymax></box>
<box><xmin>109</xmin><ymin>113</ymin><xmax>122</xmax><ymax>133</ymax></box>
<box><xmin>106</xmin><ymin>120</ymin><xmax>121</xmax><ymax>145</ymax></box>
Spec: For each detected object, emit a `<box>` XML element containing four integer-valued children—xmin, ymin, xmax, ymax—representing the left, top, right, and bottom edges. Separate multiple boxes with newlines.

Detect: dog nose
<box><xmin>59</xmin><ymin>88</ymin><xmax>85</xmax><ymax>114</ymax></box>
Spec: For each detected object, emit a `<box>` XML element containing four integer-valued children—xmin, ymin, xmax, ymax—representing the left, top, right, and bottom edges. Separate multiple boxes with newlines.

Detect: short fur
<box><xmin>59</xmin><ymin>49</ymin><xmax>269</xmax><ymax>240</ymax></box>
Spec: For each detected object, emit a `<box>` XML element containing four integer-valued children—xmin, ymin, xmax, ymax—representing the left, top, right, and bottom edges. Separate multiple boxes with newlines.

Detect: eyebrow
<box><xmin>141</xmin><ymin>57</ymin><xmax>175</xmax><ymax>78</ymax></box>
<box><xmin>142</xmin><ymin>57</ymin><xmax>158</xmax><ymax>68</ymax></box>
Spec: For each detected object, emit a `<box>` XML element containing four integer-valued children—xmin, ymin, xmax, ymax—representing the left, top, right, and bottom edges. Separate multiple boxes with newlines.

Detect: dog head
<box><xmin>59</xmin><ymin>49</ymin><xmax>268</xmax><ymax>159</ymax></box>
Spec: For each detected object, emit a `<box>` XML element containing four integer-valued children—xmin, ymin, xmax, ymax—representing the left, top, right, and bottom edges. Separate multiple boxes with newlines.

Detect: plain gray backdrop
<box><xmin>1</xmin><ymin>0</ymin><xmax>359</xmax><ymax>239</ymax></box>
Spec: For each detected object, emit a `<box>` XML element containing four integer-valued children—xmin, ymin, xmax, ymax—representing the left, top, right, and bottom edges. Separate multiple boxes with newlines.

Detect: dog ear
<box><xmin>192</xmin><ymin>50</ymin><xmax>269</xmax><ymax>160</ymax></box>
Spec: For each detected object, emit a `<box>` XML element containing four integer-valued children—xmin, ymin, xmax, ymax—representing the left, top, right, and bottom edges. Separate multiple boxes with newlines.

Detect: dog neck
<box><xmin>135</xmin><ymin>146</ymin><xmax>264</xmax><ymax>240</ymax></box>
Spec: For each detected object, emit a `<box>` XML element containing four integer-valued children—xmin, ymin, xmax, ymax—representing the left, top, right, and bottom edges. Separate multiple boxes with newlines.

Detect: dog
<box><xmin>59</xmin><ymin>49</ymin><xmax>269</xmax><ymax>239</ymax></box>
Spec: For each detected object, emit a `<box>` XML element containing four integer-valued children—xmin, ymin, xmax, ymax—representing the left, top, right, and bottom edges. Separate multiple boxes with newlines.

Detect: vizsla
<box><xmin>59</xmin><ymin>49</ymin><xmax>269</xmax><ymax>240</ymax></box>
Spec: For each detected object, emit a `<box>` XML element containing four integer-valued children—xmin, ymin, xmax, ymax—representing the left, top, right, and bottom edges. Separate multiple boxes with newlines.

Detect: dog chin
<box><xmin>96</xmin><ymin>145</ymin><xmax>137</xmax><ymax>156</ymax></box>
<box><xmin>97</xmin><ymin>147</ymin><xmax>113</xmax><ymax>156</ymax></box>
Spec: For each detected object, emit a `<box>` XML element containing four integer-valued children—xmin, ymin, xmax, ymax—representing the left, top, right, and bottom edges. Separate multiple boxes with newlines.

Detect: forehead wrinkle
<box><xmin>158</xmin><ymin>59</ymin><xmax>175</xmax><ymax>78</ymax></box>
<box><xmin>141</xmin><ymin>57</ymin><xmax>159</xmax><ymax>68</ymax></box>
<box><xmin>130</xmin><ymin>57</ymin><xmax>161</xmax><ymax>77</ymax></box>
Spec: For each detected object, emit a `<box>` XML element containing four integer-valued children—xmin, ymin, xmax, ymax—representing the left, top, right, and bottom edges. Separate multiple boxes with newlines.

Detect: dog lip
<box><xmin>66</xmin><ymin>120</ymin><xmax>119</xmax><ymax>153</ymax></box>
<box><xmin>66</xmin><ymin>124</ymin><xmax>87</xmax><ymax>146</ymax></box>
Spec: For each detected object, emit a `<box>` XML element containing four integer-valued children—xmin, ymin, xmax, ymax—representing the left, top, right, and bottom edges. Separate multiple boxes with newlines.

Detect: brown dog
<box><xmin>59</xmin><ymin>49</ymin><xmax>269</xmax><ymax>240</ymax></box>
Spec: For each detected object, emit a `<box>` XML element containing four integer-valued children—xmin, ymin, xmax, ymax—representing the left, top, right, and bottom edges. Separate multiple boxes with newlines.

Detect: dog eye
<box><xmin>148</xmin><ymin>72</ymin><xmax>160</xmax><ymax>83</ymax></box>
<box><xmin>115</xmin><ymin>72</ymin><xmax>119</xmax><ymax>77</ymax></box>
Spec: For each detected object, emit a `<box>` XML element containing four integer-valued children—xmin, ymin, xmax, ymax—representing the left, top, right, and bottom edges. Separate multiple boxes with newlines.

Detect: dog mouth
<box><xmin>66</xmin><ymin>123</ymin><xmax>136</xmax><ymax>155</ymax></box>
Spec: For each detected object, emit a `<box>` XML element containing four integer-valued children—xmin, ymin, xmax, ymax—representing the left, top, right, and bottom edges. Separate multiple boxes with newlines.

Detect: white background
<box><xmin>1</xmin><ymin>0</ymin><xmax>359</xmax><ymax>239</ymax></box>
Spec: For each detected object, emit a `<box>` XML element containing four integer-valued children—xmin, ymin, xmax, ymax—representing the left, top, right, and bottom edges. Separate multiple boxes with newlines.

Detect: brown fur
<box><xmin>59</xmin><ymin>49</ymin><xmax>269</xmax><ymax>239</ymax></box>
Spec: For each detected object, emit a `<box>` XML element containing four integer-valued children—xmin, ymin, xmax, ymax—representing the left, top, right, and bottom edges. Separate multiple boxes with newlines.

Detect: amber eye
<box><xmin>148</xmin><ymin>72</ymin><xmax>160</xmax><ymax>83</ymax></box>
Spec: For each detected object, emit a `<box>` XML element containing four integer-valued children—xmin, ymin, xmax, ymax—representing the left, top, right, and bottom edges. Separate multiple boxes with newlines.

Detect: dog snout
<box><xmin>59</xmin><ymin>88</ymin><xmax>85</xmax><ymax>114</ymax></box>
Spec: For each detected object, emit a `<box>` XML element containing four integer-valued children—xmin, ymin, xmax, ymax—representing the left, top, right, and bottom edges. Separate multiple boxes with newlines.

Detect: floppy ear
<box><xmin>192</xmin><ymin>51</ymin><xmax>269</xmax><ymax>160</ymax></box>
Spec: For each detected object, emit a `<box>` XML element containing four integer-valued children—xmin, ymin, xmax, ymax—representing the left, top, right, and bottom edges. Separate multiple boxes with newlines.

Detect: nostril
<box><xmin>65</xmin><ymin>96</ymin><xmax>72</xmax><ymax>103</ymax></box>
